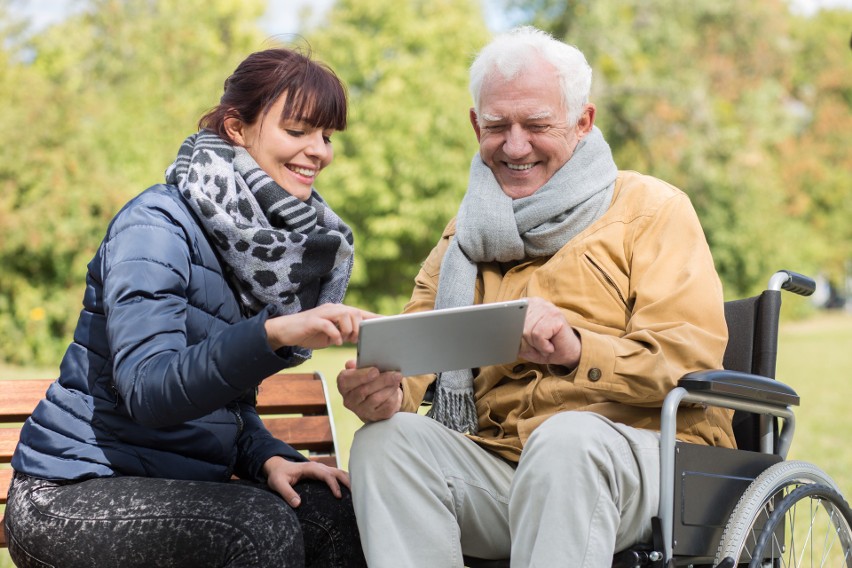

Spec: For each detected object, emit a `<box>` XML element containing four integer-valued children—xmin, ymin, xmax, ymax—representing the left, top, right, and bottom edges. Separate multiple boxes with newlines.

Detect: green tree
<box><xmin>778</xmin><ymin>9</ymin><xmax>852</xmax><ymax>287</ymax></box>
<box><xmin>304</xmin><ymin>0</ymin><xmax>491</xmax><ymax>313</ymax></box>
<box><xmin>0</xmin><ymin>1</ymin><xmax>115</xmax><ymax>365</ymax></box>
<box><xmin>0</xmin><ymin>0</ymin><xmax>267</xmax><ymax>365</ymax></box>
<box><xmin>507</xmin><ymin>0</ymin><xmax>826</xmax><ymax>298</ymax></box>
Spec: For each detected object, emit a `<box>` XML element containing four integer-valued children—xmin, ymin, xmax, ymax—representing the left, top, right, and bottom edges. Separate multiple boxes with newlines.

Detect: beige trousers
<box><xmin>349</xmin><ymin>411</ymin><xmax>660</xmax><ymax>567</ymax></box>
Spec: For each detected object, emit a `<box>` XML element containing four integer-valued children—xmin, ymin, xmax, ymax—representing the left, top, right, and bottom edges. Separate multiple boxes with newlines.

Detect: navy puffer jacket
<box><xmin>12</xmin><ymin>184</ymin><xmax>307</xmax><ymax>483</ymax></box>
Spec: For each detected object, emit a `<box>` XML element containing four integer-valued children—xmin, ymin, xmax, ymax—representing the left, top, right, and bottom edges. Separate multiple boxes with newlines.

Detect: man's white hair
<box><xmin>469</xmin><ymin>26</ymin><xmax>592</xmax><ymax>127</ymax></box>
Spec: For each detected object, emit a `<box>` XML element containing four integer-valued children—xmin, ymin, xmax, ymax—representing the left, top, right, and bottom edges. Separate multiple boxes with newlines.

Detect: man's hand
<box><xmin>518</xmin><ymin>297</ymin><xmax>582</xmax><ymax>368</ymax></box>
<box><xmin>337</xmin><ymin>360</ymin><xmax>403</xmax><ymax>423</ymax></box>
<box><xmin>263</xmin><ymin>455</ymin><xmax>350</xmax><ymax>508</ymax></box>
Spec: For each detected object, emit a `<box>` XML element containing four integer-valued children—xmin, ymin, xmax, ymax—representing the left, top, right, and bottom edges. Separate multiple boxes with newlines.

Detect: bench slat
<box><xmin>0</xmin><ymin>380</ymin><xmax>52</xmax><ymax>422</ymax></box>
<box><xmin>311</xmin><ymin>455</ymin><xmax>338</xmax><ymax>467</ymax></box>
<box><xmin>0</xmin><ymin>468</ymin><xmax>11</xmax><ymax>503</ymax></box>
<box><xmin>263</xmin><ymin>416</ymin><xmax>334</xmax><ymax>451</ymax></box>
<box><xmin>0</xmin><ymin>428</ymin><xmax>21</xmax><ymax>463</ymax></box>
<box><xmin>256</xmin><ymin>373</ymin><xmax>328</xmax><ymax>414</ymax></box>
<box><xmin>0</xmin><ymin>468</ymin><xmax>10</xmax><ymax>546</ymax></box>
<box><xmin>0</xmin><ymin>375</ymin><xmax>327</xmax><ymax>417</ymax></box>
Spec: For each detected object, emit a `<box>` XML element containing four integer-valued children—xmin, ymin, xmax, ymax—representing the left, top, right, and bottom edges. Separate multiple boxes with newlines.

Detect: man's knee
<box><xmin>350</xmin><ymin>412</ymin><xmax>428</xmax><ymax>474</ymax></box>
<box><xmin>523</xmin><ymin>411</ymin><xmax>625</xmax><ymax>465</ymax></box>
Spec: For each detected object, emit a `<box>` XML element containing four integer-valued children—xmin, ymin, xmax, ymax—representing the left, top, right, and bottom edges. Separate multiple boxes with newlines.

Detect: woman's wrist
<box><xmin>262</xmin><ymin>455</ymin><xmax>286</xmax><ymax>477</ymax></box>
<box><xmin>264</xmin><ymin>318</ymin><xmax>286</xmax><ymax>351</ymax></box>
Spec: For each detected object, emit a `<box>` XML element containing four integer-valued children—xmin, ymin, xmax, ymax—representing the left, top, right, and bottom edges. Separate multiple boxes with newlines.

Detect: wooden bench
<box><xmin>0</xmin><ymin>372</ymin><xmax>338</xmax><ymax>547</ymax></box>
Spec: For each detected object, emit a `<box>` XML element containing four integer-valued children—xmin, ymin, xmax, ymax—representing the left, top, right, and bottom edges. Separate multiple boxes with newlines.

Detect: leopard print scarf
<box><xmin>165</xmin><ymin>130</ymin><xmax>354</xmax><ymax>321</ymax></box>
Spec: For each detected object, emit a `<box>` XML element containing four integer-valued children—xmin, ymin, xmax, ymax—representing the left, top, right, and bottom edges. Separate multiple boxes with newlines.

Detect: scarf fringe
<box><xmin>426</xmin><ymin>388</ymin><xmax>479</xmax><ymax>435</ymax></box>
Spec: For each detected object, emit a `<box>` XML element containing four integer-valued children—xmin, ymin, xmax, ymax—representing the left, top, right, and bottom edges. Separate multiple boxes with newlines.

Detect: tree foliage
<box><xmin>0</xmin><ymin>0</ymin><xmax>266</xmax><ymax>364</ymax></box>
<box><xmin>776</xmin><ymin>8</ymin><xmax>852</xmax><ymax>284</ymax></box>
<box><xmin>0</xmin><ymin>0</ymin><xmax>849</xmax><ymax>366</ymax></box>
<box><xmin>506</xmin><ymin>0</ymin><xmax>842</xmax><ymax>298</ymax></box>
<box><xmin>304</xmin><ymin>0</ymin><xmax>490</xmax><ymax>313</ymax></box>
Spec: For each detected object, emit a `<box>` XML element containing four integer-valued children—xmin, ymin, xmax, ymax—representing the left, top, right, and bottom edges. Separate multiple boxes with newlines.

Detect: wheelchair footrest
<box><xmin>612</xmin><ymin>547</ymin><xmax>655</xmax><ymax>568</ymax></box>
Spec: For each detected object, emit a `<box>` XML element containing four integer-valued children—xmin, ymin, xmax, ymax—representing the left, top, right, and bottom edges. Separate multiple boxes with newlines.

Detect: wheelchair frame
<box><xmin>466</xmin><ymin>270</ymin><xmax>852</xmax><ymax>568</ymax></box>
<box><xmin>651</xmin><ymin>269</ymin><xmax>852</xmax><ymax>567</ymax></box>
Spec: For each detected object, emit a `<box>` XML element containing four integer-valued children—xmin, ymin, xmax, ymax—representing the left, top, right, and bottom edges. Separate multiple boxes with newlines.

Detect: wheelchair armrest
<box><xmin>679</xmin><ymin>369</ymin><xmax>799</xmax><ymax>407</ymax></box>
<box><xmin>658</xmin><ymin>372</ymin><xmax>799</xmax><ymax>562</ymax></box>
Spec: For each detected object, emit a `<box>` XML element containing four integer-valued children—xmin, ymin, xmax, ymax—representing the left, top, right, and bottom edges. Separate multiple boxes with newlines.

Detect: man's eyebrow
<box><xmin>479</xmin><ymin>110</ymin><xmax>554</xmax><ymax>123</ymax></box>
<box><xmin>527</xmin><ymin>110</ymin><xmax>553</xmax><ymax>120</ymax></box>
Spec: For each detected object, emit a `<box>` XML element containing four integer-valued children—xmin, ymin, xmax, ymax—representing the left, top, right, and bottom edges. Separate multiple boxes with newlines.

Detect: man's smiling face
<box><xmin>470</xmin><ymin>59</ymin><xmax>592</xmax><ymax>200</ymax></box>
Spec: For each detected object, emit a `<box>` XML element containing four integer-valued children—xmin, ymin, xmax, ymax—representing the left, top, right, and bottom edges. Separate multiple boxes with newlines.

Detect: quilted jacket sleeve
<box><xmin>101</xmin><ymin>192</ymin><xmax>299</xmax><ymax>428</ymax></box>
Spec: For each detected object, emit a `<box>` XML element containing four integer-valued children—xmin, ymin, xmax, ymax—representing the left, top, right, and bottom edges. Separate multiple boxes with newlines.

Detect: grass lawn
<box><xmin>773</xmin><ymin>312</ymin><xmax>852</xmax><ymax>497</ymax></box>
<box><xmin>1</xmin><ymin>311</ymin><xmax>850</xmax><ymax>565</ymax></box>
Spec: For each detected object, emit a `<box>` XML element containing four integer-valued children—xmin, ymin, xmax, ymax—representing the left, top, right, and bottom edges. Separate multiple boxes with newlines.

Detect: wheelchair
<box><xmin>465</xmin><ymin>270</ymin><xmax>852</xmax><ymax>567</ymax></box>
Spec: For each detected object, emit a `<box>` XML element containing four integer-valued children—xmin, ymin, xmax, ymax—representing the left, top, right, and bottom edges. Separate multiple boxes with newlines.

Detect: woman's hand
<box><xmin>264</xmin><ymin>303</ymin><xmax>377</xmax><ymax>351</ymax></box>
<box><xmin>263</xmin><ymin>455</ymin><xmax>350</xmax><ymax>507</ymax></box>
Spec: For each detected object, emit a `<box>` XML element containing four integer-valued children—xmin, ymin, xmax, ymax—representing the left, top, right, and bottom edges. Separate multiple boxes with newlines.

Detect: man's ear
<box><xmin>224</xmin><ymin>116</ymin><xmax>247</xmax><ymax>146</ymax></box>
<box><xmin>576</xmin><ymin>104</ymin><xmax>596</xmax><ymax>139</ymax></box>
<box><xmin>469</xmin><ymin>108</ymin><xmax>482</xmax><ymax>142</ymax></box>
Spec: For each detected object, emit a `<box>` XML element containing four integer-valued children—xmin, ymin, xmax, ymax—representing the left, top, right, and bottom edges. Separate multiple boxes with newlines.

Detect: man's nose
<box><xmin>503</xmin><ymin>125</ymin><xmax>532</xmax><ymax>157</ymax></box>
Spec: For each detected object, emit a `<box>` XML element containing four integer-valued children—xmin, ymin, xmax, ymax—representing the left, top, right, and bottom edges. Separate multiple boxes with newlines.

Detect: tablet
<box><xmin>356</xmin><ymin>299</ymin><xmax>528</xmax><ymax>376</ymax></box>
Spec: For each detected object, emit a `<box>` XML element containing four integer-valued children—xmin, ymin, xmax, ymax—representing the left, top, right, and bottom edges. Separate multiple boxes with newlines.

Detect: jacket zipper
<box><xmin>585</xmin><ymin>255</ymin><xmax>628</xmax><ymax>306</ymax></box>
<box><xmin>110</xmin><ymin>382</ymin><xmax>120</xmax><ymax>408</ymax></box>
<box><xmin>226</xmin><ymin>403</ymin><xmax>244</xmax><ymax>480</ymax></box>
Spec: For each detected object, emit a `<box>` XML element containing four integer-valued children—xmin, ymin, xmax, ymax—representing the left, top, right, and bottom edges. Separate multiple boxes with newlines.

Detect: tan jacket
<box><xmin>400</xmin><ymin>171</ymin><xmax>734</xmax><ymax>463</ymax></box>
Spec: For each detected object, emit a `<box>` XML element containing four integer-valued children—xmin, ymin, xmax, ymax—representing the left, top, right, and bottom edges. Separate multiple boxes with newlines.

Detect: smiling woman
<box><xmin>3</xmin><ymin>46</ymin><xmax>370</xmax><ymax>568</ymax></box>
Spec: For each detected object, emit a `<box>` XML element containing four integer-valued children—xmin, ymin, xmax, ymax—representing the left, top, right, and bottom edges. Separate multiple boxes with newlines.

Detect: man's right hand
<box><xmin>337</xmin><ymin>360</ymin><xmax>403</xmax><ymax>422</ymax></box>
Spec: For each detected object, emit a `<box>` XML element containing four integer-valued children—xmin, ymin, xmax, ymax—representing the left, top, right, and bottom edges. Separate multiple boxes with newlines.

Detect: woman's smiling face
<box><xmin>227</xmin><ymin>92</ymin><xmax>335</xmax><ymax>201</ymax></box>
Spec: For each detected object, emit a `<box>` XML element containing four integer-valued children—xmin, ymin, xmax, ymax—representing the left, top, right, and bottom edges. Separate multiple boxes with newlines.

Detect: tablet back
<box><xmin>356</xmin><ymin>300</ymin><xmax>528</xmax><ymax>376</ymax></box>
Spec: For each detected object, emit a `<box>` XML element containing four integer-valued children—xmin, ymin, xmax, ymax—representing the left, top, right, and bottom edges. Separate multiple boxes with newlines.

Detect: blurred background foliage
<box><xmin>0</xmin><ymin>0</ymin><xmax>850</xmax><ymax>366</ymax></box>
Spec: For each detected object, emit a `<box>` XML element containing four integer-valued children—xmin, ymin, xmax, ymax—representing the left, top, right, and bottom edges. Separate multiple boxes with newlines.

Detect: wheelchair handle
<box><xmin>768</xmin><ymin>270</ymin><xmax>816</xmax><ymax>296</ymax></box>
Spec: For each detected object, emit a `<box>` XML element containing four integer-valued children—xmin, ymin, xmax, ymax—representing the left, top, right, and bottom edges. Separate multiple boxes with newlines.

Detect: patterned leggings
<box><xmin>4</xmin><ymin>472</ymin><xmax>366</xmax><ymax>568</ymax></box>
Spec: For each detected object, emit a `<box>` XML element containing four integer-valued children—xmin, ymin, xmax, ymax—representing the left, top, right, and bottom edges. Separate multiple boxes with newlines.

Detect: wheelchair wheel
<box><xmin>714</xmin><ymin>460</ymin><xmax>852</xmax><ymax>566</ymax></box>
<box><xmin>748</xmin><ymin>482</ymin><xmax>852</xmax><ymax>567</ymax></box>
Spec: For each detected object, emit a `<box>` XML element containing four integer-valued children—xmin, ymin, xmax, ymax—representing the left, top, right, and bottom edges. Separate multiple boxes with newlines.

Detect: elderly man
<box><xmin>337</xmin><ymin>26</ymin><xmax>731</xmax><ymax>566</ymax></box>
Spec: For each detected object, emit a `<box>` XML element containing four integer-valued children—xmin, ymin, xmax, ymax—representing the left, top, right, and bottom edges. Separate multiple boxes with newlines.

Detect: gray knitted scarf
<box><xmin>165</xmin><ymin>131</ymin><xmax>354</xmax><ymax>351</ymax></box>
<box><xmin>426</xmin><ymin>126</ymin><xmax>617</xmax><ymax>433</ymax></box>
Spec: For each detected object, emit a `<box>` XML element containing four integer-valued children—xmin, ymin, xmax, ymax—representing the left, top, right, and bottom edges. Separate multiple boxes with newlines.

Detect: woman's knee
<box><xmin>294</xmin><ymin>482</ymin><xmax>365</xmax><ymax>567</ymax></box>
<box><xmin>296</xmin><ymin>481</ymin><xmax>358</xmax><ymax>527</ymax></box>
<box><xmin>227</xmin><ymin>486</ymin><xmax>305</xmax><ymax>565</ymax></box>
